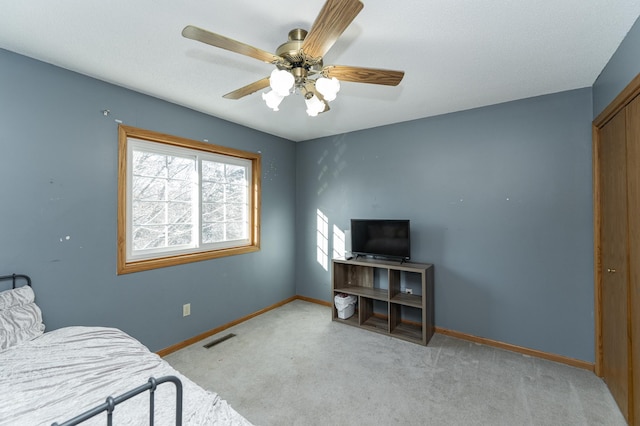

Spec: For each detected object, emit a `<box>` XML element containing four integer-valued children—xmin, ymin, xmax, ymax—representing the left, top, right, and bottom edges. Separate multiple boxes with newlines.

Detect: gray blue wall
<box><xmin>2</xmin><ymin>13</ymin><xmax>640</xmax><ymax>361</ymax></box>
<box><xmin>0</xmin><ymin>49</ymin><xmax>297</xmax><ymax>352</ymax></box>
<box><xmin>294</xmin><ymin>15</ymin><xmax>640</xmax><ymax>364</ymax></box>
<box><xmin>295</xmin><ymin>88</ymin><xmax>595</xmax><ymax>362</ymax></box>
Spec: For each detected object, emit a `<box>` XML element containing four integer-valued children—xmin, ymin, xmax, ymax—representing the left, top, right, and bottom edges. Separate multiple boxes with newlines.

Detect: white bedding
<box><xmin>0</xmin><ymin>326</ymin><xmax>253</xmax><ymax>426</ymax></box>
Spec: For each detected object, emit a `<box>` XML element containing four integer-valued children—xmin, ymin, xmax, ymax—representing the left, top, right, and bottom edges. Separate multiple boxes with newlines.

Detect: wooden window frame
<box><xmin>117</xmin><ymin>125</ymin><xmax>261</xmax><ymax>274</ymax></box>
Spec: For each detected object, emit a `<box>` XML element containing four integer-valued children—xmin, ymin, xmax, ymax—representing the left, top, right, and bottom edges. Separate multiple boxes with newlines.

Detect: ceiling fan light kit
<box><xmin>269</xmin><ymin>69</ymin><xmax>294</xmax><ymax>97</ymax></box>
<box><xmin>305</xmin><ymin>94</ymin><xmax>326</xmax><ymax>117</ymax></box>
<box><xmin>261</xmin><ymin>90</ymin><xmax>285</xmax><ymax>111</ymax></box>
<box><xmin>316</xmin><ymin>77</ymin><xmax>340</xmax><ymax>102</ymax></box>
<box><xmin>182</xmin><ymin>0</ymin><xmax>404</xmax><ymax>117</ymax></box>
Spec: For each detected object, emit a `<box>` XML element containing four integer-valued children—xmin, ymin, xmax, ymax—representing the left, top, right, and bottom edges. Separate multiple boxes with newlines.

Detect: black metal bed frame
<box><xmin>1</xmin><ymin>274</ymin><xmax>184</xmax><ymax>425</ymax></box>
<box><xmin>51</xmin><ymin>376</ymin><xmax>183</xmax><ymax>426</ymax></box>
<box><xmin>0</xmin><ymin>273</ymin><xmax>32</xmax><ymax>288</ymax></box>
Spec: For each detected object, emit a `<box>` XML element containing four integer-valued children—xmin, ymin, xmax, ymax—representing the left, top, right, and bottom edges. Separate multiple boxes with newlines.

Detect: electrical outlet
<box><xmin>405</xmin><ymin>288</ymin><xmax>413</xmax><ymax>295</ymax></box>
<box><xmin>183</xmin><ymin>303</ymin><xmax>191</xmax><ymax>317</ymax></box>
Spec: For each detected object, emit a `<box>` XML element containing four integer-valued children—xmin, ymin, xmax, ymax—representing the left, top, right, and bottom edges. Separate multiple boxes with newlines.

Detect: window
<box><xmin>117</xmin><ymin>125</ymin><xmax>260</xmax><ymax>274</ymax></box>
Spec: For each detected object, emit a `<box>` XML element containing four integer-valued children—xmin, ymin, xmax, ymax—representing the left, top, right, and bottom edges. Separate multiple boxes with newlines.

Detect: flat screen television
<box><xmin>350</xmin><ymin>219</ymin><xmax>410</xmax><ymax>261</ymax></box>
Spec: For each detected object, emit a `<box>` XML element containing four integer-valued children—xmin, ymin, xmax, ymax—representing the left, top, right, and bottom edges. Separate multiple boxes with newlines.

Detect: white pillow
<box><xmin>0</xmin><ymin>285</ymin><xmax>36</xmax><ymax>310</ymax></box>
<box><xmin>0</xmin><ymin>286</ymin><xmax>45</xmax><ymax>351</ymax></box>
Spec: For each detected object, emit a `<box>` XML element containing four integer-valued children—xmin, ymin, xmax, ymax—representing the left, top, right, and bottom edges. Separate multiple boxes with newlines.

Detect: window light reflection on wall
<box><xmin>332</xmin><ymin>225</ymin><xmax>345</xmax><ymax>260</ymax></box>
<box><xmin>316</xmin><ymin>209</ymin><xmax>329</xmax><ymax>271</ymax></box>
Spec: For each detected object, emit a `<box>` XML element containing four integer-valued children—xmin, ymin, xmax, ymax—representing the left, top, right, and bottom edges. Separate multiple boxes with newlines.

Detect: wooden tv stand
<box><xmin>331</xmin><ymin>257</ymin><xmax>434</xmax><ymax>345</ymax></box>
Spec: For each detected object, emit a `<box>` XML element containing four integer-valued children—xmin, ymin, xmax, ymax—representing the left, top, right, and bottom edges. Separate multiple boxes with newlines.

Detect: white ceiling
<box><xmin>1</xmin><ymin>1</ymin><xmax>639</xmax><ymax>142</ymax></box>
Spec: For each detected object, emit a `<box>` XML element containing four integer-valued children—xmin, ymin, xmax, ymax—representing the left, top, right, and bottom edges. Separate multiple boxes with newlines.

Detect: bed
<box><xmin>0</xmin><ymin>274</ymin><xmax>253</xmax><ymax>426</ymax></box>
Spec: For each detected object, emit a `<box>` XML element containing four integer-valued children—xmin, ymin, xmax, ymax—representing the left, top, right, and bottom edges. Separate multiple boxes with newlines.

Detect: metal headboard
<box><xmin>0</xmin><ymin>274</ymin><xmax>32</xmax><ymax>289</ymax></box>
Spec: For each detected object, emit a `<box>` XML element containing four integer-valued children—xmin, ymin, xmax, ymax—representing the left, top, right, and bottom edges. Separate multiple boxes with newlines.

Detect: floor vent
<box><xmin>203</xmin><ymin>333</ymin><xmax>236</xmax><ymax>349</ymax></box>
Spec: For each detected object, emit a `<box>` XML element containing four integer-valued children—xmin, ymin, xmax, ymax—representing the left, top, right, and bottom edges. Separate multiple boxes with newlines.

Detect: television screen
<box><xmin>350</xmin><ymin>219</ymin><xmax>410</xmax><ymax>260</ymax></box>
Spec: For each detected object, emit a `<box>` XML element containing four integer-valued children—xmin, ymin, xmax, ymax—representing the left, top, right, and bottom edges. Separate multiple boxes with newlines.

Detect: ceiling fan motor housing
<box><xmin>276</xmin><ymin>29</ymin><xmax>323</xmax><ymax>76</ymax></box>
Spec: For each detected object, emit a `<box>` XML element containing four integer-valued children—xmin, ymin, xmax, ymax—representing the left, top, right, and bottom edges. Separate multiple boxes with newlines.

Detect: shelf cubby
<box><xmin>332</xmin><ymin>257</ymin><xmax>434</xmax><ymax>345</ymax></box>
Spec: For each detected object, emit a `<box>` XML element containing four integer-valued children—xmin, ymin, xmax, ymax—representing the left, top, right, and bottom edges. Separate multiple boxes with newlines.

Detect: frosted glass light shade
<box><xmin>305</xmin><ymin>95</ymin><xmax>325</xmax><ymax>117</ymax></box>
<box><xmin>262</xmin><ymin>90</ymin><xmax>284</xmax><ymax>111</ymax></box>
<box><xmin>269</xmin><ymin>69</ymin><xmax>294</xmax><ymax>97</ymax></box>
<box><xmin>315</xmin><ymin>77</ymin><xmax>340</xmax><ymax>101</ymax></box>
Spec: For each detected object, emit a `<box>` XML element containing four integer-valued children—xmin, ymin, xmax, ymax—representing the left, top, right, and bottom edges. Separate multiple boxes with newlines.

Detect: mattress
<box><xmin>0</xmin><ymin>326</ymin><xmax>253</xmax><ymax>426</ymax></box>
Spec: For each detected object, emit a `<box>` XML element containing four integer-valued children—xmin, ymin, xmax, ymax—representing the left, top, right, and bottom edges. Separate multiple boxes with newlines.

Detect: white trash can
<box><xmin>334</xmin><ymin>294</ymin><xmax>357</xmax><ymax>319</ymax></box>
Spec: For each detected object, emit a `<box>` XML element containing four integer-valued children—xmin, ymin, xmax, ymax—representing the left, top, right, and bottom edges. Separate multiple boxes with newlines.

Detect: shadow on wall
<box><xmin>317</xmin><ymin>134</ymin><xmax>349</xmax><ymax>197</ymax></box>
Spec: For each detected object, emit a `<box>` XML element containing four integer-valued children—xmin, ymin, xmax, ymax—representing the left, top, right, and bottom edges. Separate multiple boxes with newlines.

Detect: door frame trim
<box><xmin>593</xmin><ymin>72</ymin><xmax>640</xmax><ymax>376</ymax></box>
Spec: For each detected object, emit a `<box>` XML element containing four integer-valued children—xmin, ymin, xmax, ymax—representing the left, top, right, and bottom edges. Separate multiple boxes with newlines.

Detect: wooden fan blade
<box><xmin>182</xmin><ymin>25</ymin><xmax>281</xmax><ymax>64</ymax></box>
<box><xmin>302</xmin><ymin>0</ymin><xmax>363</xmax><ymax>59</ymax></box>
<box><xmin>323</xmin><ymin>65</ymin><xmax>404</xmax><ymax>86</ymax></box>
<box><xmin>223</xmin><ymin>77</ymin><xmax>271</xmax><ymax>100</ymax></box>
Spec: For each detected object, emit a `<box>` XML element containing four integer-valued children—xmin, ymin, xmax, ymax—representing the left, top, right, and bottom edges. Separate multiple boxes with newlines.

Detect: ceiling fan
<box><xmin>182</xmin><ymin>0</ymin><xmax>404</xmax><ymax>116</ymax></box>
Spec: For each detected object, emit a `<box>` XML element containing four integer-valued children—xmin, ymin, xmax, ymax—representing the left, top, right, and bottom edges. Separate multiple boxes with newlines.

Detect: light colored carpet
<box><xmin>165</xmin><ymin>300</ymin><xmax>625</xmax><ymax>426</ymax></box>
